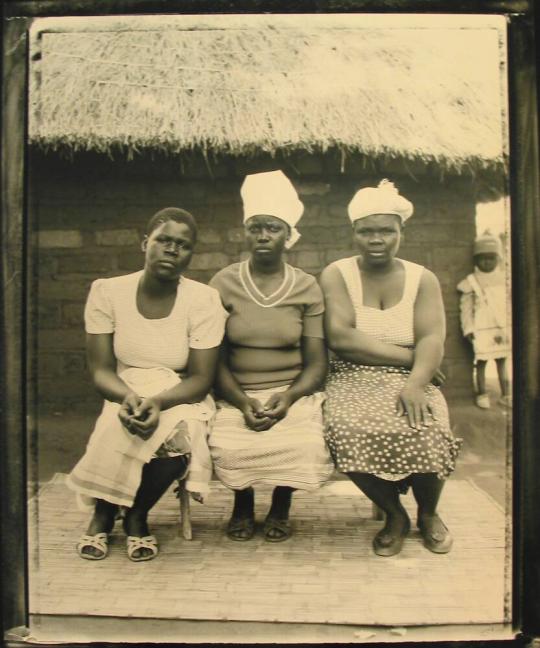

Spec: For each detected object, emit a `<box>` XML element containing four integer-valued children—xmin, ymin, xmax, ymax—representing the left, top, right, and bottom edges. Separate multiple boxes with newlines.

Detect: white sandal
<box><xmin>126</xmin><ymin>535</ymin><xmax>158</xmax><ymax>562</ymax></box>
<box><xmin>77</xmin><ymin>533</ymin><xmax>109</xmax><ymax>560</ymax></box>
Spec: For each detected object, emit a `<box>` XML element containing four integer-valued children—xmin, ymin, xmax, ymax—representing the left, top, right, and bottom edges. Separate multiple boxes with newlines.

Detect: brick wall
<box><xmin>29</xmin><ymin>149</ymin><xmax>476</xmax><ymax>415</ymax></box>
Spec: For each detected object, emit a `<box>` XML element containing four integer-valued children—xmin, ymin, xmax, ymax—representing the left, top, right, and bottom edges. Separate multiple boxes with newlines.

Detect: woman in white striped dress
<box><xmin>208</xmin><ymin>171</ymin><xmax>334</xmax><ymax>542</ymax></box>
<box><xmin>321</xmin><ymin>180</ymin><xmax>460</xmax><ymax>557</ymax></box>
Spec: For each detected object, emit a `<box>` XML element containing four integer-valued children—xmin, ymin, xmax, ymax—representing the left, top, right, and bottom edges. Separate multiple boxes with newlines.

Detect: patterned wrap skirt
<box><xmin>209</xmin><ymin>387</ymin><xmax>335</xmax><ymax>491</ymax></box>
<box><xmin>323</xmin><ymin>360</ymin><xmax>461</xmax><ymax>481</ymax></box>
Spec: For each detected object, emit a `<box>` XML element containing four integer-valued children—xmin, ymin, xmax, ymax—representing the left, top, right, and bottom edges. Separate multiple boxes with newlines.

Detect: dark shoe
<box><xmin>372</xmin><ymin>516</ymin><xmax>410</xmax><ymax>557</ymax></box>
<box><xmin>226</xmin><ymin>516</ymin><xmax>256</xmax><ymax>541</ymax></box>
<box><xmin>263</xmin><ymin>516</ymin><xmax>292</xmax><ymax>543</ymax></box>
<box><xmin>417</xmin><ymin>514</ymin><xmax>453</xmax><ymax>553</ymax></box>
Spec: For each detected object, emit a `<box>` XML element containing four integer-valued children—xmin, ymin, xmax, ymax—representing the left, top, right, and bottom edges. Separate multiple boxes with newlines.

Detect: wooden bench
<box><xmin>177</xmin><ymin>479</ymin><xmax>384</xmax><ymax>541</ymax></box>
<box><xmin>176</xmin><ymin>479</ymin><xmax>192</xmax><ymax>540</ymax></box>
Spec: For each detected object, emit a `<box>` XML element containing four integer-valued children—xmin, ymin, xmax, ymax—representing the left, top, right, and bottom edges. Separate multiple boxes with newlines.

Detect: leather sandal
<box><xmin>263</xmin><ymin>516</ymin><xmax>292</xmax><ymax>543</ymax></box>
<box><xmin>226</xmin><ymin>516</ymin><xmax>255</xmax><ymax>541</ymax></box>
<box><xmin>126</xmin><ymin>535</ymin><xmax>158</xmax><ymax>561</ymax></box>
<box><xmin>417</xmin><ymin>515</ymin><xmax>453</xmax><ymax>553</ymax></box>
<box><xmin>77</xmin><ymin>533</ymin><xmax>109</xmax><ymax>560</ymax></box>
<box><xmin>372</xmin><ymin>517</ymin><xmax>410</xmax><ymax>557</ymax></box>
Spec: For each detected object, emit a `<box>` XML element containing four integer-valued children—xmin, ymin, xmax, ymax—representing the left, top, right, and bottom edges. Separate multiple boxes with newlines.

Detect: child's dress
<box><xmin>457</xmin><ymin>268</ymin><xmax>510</xmax><ymax>361</ymax></box>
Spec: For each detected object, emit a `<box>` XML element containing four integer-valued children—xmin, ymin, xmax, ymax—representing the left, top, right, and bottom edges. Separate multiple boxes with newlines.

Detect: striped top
<box><xmin>332</xmin><ymin>256</ymin><xmax>424</xmax><ymax>347</ymax></box>
<box><xmin>84</xmin><ymin>270</ymin><xmax>227</xmax><ymax>373</ymax></box>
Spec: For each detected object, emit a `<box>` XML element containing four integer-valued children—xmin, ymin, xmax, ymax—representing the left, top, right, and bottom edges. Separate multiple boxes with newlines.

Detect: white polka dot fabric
<box><xmin>324</xmin><ymin>362</ymin><xmax>460</xmax><ymax>480</ymax></box>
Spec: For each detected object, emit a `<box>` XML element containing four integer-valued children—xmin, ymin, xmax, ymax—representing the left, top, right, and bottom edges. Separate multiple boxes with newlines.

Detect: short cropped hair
<box><xmin>145</xmin><ymin>207</ymin><xmax>198</xmax><ymax>243</ymax></box>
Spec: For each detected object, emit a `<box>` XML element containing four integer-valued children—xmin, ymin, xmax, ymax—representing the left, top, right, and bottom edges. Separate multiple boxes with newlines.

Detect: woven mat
<box><xmin>28</xmin><ymin>476</ymin><xmax>509</xmax><ymax>626</ymax></box>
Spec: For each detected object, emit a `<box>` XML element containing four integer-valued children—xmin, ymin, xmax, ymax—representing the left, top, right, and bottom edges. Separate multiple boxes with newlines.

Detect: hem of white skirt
<box><xmin>216</xmin><ymin>476</ymin><xmax>331</xmax><ymax>492</ymax></box>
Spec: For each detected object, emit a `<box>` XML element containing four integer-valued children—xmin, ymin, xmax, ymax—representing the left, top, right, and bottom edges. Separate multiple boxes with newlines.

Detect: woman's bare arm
<box><xmin>408</xmin><ymin>269</ymin><xmax>446</xmax><ymax>388</ymax></box>
<box><xmin>262</xmin><ymin>336</ymin><xmax>328</xmax><ymax>422</ymax></box>
<box><xmin>283</xmin><ymin>336</ymin><xmax>328</xmax><ymax>403</ymax></box>
<box><xmin>127</xmin><ymin>346</ymin><xmax>220</xmax><ymax>438</ymax></box>
<box><xmin>86</xmin><ymin>333</ymin><xmax>133</xmax><ymax>403</ymax></box>
<box><xmin>320</xmin><ymin>264</ymin><xmax>414</xmax><ymax>367</ymax></box>
<box><xmin>215</xmin><ymin>340</ymin><xmax>273</xmax><ymax>431</ymax></box>
<box><xmin>153</xmin><ymin>346</ymin><xmax>220</xmax><ymax>410</ymax></box>
<box><xmin>397</xmin><ymin>269</ymin><xmax>446</xmax><ymax>429</ymax></box>
<box><xmin>214</xmin><ymin>341</ymin><xmax>251</xmax><ymax>409</ymax></box>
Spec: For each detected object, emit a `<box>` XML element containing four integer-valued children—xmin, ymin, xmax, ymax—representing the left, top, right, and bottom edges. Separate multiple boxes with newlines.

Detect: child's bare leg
<box><xmin>495</xmin><ymin>358</ymin><xmax>512</xmax><ymax>407</ymax></box>
<box><xmin>475</xmin><ymin>360</ymin><xmax>490</xmax><ymax>408</ymax></box>
<box><xmin>476</xmin><ymin>360</ymin><xmax>487</xmax><ymax>395</ymax></box>
<box><xmin>496</xmin><ymin>357</ymin><xmax>511</xmax><ymax>401</ymax></box>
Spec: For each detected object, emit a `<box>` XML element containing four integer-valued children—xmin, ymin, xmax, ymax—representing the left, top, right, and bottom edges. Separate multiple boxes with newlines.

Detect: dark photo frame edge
<box><xmin>1</xmin><ymin>0</ymin><xmax>538</xmax><ymax>645</ymax></box>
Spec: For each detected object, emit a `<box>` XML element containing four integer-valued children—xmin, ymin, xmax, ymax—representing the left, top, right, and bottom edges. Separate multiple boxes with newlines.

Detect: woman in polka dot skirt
<box><xmin>320</xmin><ymin>180</ymin><xmax>461</xmax><ymax>557</ymax></box>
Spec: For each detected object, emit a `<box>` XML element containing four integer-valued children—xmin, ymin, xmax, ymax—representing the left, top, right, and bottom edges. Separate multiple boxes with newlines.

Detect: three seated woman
<box><xmin>68</xmin><ymin>173</ymin><xmax>460</xmax><ymax>561</ymax></box>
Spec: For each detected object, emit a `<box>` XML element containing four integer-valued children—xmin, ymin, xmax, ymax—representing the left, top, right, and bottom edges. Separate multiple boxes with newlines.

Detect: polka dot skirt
<box><xmin>323</xmin><ymin>359</ymin><xmax>461</xmax><ymax>480</ymax></box>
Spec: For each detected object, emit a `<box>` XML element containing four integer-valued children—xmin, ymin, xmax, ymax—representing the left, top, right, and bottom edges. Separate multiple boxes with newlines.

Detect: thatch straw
<box><xmin>29</xmin><ymin>23</ymin><xmax>506</xmax><ymax>172</ymax></box>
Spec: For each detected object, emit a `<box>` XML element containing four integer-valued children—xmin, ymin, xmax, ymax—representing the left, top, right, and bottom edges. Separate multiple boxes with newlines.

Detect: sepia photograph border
<box><xmin>1</xmin><ymin>0</ymin><xmax>539</xmax><ymax>645</ymax></box>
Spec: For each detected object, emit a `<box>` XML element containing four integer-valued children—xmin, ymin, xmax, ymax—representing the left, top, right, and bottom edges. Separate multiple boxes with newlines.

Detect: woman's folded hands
<box><xmin>118</xmin><ymin>391</ymin><xmax>161</xmax><ymax>440</ymax></box>
<box><xmin>262</xmin><ymin>391</ymin><xmax>293</xmax><ymax>422</ymax></box>
<box><xmin>241</xmin><ymin>391</ymin><xmax>293</xmax><ymax>432</ymax></box>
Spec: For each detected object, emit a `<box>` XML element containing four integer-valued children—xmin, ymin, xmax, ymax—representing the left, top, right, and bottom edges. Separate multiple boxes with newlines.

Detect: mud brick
<box><xmin>95</xmin><ymin>229</ymin><xmax>140</xmax><ymax>246</ymax></box>
<box><xmin>38</xmin><ymin>230</ymin><xmax>83</xmax><ymax>248</ymax></box>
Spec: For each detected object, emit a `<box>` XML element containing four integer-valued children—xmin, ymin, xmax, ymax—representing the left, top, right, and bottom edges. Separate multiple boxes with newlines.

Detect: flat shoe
<box><xmin>475</xmin><ymin>393</ymin><xmax>490</xmax><ymax>409</ymax></box>
<box><xmin>126</xmin><ymin>535</ymin><xmax>158</xmax><ymax>562</ymax></box>
<box><xmin>417</xmin><ymin>515</ymin><xmax>453</xmax><ymax>553</ymax></box>
<box><xmin>372</xmin><ymin>518</ymin><xmax>410</xmax><ymax>557</ymax></box>
<box><xmin>226</xmin><ymin>517</ymin><xmax>255</xmax><ymax>542</ymax></box>
<box><xmin>77</xmin><ymin>533</ymin><xmax>109</xmax><ymax>560</ymax></box>
<box><xmin>263</xmin><ymin>517</ymin><xmax>292</xmax><ymax>543</ymax></box>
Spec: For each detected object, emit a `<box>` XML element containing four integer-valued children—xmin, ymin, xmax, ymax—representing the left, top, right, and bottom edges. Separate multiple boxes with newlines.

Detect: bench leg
<box><xmin>372</xmin><ymin>503</ymin><xmax>384</xmax><ymax>521</ymax></box>
<box><xmin>177</xmin><ymin>480</ymin><xmax>193</xmax><ymax>540</ymax></box>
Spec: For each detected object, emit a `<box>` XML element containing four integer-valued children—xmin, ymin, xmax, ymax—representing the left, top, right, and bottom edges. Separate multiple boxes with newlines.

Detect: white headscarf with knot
<box><xmin>348</xmin><ymin>179</ymin><xmax>414</xmax><ymax>224</ymax></box>
<box><xmin>241</xmin><ymin>170</ymin><xmax>304</xmax><ymax>249</ymax></box>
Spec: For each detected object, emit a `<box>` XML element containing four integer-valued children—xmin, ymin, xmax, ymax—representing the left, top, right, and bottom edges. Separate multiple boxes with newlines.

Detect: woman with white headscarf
<box><xmin>209</xmin><ymin>170</ymin><xmax>334</xmax><ymax>542</ymax></box>
<box><xmin>321</xmin><ymin>180</ymin><xmax>461</xmax><ymax>557</ymax></box>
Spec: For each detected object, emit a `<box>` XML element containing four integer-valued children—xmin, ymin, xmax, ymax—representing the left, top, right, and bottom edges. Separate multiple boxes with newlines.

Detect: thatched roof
<box><xmin>29</xmin><ymin>15</ymin><xmax>507</xmax><ymax>173</ymax></box>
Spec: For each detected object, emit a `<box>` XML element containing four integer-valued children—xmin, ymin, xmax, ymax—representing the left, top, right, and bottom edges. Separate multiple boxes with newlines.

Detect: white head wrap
<box><xmin>241</xmin><ymin>170</ymin><xmax>304</xmax><ymax>249</ymax></box>
<box><xmin>348</xmin><ymin>179</ymin><xmax>413</xmax><ymax>225</ymax></box>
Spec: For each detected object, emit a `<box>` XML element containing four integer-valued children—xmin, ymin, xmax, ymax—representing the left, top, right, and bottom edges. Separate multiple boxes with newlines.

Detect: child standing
<box><xmin>457</xmin><ymin>232</ymin><xmax>511</xmax><ymax>409</ymax></box>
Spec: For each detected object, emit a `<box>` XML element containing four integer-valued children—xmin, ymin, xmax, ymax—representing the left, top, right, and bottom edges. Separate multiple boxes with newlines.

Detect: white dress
<box><xmin>66</xmin><ymin>271</ymin><xmax>227</xmax><ymax>508</ymax></box>
<box><xmin>457</xmin><ymin>269</ymin><xmax>510</xmax><ymax>361</ymax></box>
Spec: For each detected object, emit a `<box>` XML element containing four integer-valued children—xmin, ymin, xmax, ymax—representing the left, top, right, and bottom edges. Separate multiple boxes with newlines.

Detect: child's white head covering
<box><xmin>241</xmin><ymin>170</ymin><xmax>304</xmax><ymax>249</ymax></box>
<box><xmin>473</xmin><ymin>232</ymin><xmax>502</xmax><ymax>257</ymax></box>
<box><xmin>347</xmin><ymin>179</ymin><xmax>413</xmax><ymax>225</ymax></box>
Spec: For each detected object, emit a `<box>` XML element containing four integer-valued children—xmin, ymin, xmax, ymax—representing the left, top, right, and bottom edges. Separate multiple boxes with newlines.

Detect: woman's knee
<box><xmin>148</xmin><ymin>454</ymin><xmax>189</xmax><ymax>477</ymax></box>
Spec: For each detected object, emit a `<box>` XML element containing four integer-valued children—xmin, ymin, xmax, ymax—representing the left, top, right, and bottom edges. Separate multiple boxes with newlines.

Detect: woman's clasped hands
<box><xmin>241</xmin><ymin>391</ymin><xmax>293</xmax><ymax>432</ymax></box>
<box><xmin>118</xmin><ymin>392</ymin><xmax>161</xmax><ymax>440</ymax></box>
